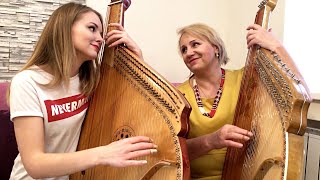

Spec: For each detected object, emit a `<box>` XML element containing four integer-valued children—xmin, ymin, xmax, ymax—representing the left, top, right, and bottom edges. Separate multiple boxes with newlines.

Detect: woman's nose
<box><xmin>96</xmin><ymin>34</ymin><xmax>103</xmax><ymax>43</ymax></box>
<box><xmin>186</xmin><ymin>48</ymin><xmax>194</xmax><ymax>57</ymax></box>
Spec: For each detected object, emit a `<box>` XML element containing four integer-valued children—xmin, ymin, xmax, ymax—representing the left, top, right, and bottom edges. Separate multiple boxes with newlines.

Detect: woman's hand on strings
<box><xmin>92</xmin><ymin>136</ymin><xmax>157</xmax><ymax>167</ymax></box>
<box><xmin>209</xmin><ymin>124</ymin><xmax>253</xmax><ymax>149</ymax></box>
<box><xmin>186</xmin><ymin>124</ymin><xmax>253</xmax><ymax>160</ymax></box>
<box><xmin>105</xmin><ymin>23</ymin><xmax>143</xmax><ymax>60</ymax></box>
<box><xmin>246</xmin><ymin>24</ymin><xmax>282</xmax><ymax>52</ymax></box>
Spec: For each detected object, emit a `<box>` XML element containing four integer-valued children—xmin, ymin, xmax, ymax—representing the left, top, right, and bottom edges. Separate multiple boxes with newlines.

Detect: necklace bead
<box><xmin>192</xmin><ymin>68</ymin><xmax>225</xmax><ymax>118</ymax></box>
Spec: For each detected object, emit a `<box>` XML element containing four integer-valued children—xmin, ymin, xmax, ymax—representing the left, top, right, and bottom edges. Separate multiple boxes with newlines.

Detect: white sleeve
<box><xmin>10</xmin><ymin>72</ymin><xmax>43</xmax><ymax>120</ymax></box>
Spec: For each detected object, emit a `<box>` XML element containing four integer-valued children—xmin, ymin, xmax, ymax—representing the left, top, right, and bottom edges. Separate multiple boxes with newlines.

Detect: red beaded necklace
<box><xmin>192</xmin><ymin>68</ymin><xmax>225</xmax><ymax>118</ymax></box>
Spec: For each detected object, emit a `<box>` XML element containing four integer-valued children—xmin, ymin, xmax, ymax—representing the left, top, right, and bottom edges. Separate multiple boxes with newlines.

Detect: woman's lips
<box><xmin>91</xmin><ymin>44</ymin><xmax>100</xmax><ymax>52</ymax></box>
<box><xmin>189</xmin><ymin>57</ymin><xmax>199</xmax><ymax>64</ymax></box>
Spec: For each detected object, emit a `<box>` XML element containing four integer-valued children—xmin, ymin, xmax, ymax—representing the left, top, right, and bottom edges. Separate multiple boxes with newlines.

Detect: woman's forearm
<box><xmin>23</xmin><ymin>147</ymin><xmax>99</xmax><ymax>179</ymax></box>
<box><xmin>186</xmin><ymin>134</ymin><xmax>214</xmax><ymax>160</ymax></box>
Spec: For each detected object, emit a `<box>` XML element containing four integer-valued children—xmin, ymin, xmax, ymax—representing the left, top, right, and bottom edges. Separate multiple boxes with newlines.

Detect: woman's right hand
<box><xmin>208</xmin><ymin>124</ymin><xmax>253</xmax><ymax>149</ymax></box>
<box><xmin>94</xmin><ymin>136</ymin><xmax>157</xmax><ymax>167</ymax></box>
<box><xmin>105</xmin><ymin>23</ymin><xmax>143</xmax><ymax>60</ymax></box>
<box><xmin>246</xmin><ymin>24</ymin><xmax>282</xmax><ymax>52</ymax></box>
<box><xmin>186</xmin><ymin>124</ymin><xmax>253</xmax><ymax>160</ymax></box>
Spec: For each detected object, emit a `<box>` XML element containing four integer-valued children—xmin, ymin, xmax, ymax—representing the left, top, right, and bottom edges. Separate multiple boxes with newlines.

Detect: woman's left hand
<box><xmin>246</xmin><ymin>24</ymin><xmax>282</xmax><ymax>52</ymax></box>
<box><xmin>105</xmin><ymin>23</ymin><xmax>143</xmax><ymax>60</ymax></box>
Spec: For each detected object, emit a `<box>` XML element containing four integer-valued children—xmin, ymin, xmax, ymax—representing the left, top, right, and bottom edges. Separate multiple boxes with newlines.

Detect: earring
<box><xmin>215</xmin><ymin>53</ymin><xmax>220</xmax><ymax>58</ymax></box>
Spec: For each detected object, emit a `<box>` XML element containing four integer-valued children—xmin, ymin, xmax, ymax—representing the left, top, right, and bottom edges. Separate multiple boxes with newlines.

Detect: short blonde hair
<box><xmin>177</xmin><ymin>23</ymin><xmax>229</xmax><ymax>65</ymax></box>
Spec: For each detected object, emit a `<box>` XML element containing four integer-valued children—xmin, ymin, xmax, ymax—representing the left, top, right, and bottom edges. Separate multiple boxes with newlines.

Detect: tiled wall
<box><xmin>0</xmin><ymin>0</ymin><xmax>85</xmax><ymax>82</ymax></box>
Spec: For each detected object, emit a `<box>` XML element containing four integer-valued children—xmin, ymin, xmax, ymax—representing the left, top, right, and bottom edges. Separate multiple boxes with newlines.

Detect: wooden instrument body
<box><xmin>222</xmin><ymin>1</ymin><xmax>311</xmax><ymax>179</ymax></box>
<box><xmin>71</xmin><ymin>1</ymin><xmax>191</xmax><ymax>180</ymax></box>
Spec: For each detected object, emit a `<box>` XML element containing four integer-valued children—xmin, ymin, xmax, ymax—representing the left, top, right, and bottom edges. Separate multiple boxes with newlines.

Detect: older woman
<box><xmin>177</xmin><ymin>23</ymin><xmax>285</xmax><ymax>179</ymax></box>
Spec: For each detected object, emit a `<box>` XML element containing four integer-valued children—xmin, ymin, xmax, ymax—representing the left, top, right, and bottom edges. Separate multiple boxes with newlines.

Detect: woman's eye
<box><xmin>192</xmin><ymin>42</ymin><xmax>200</xmax><ymax>47</ymax></box>
<box><xmin>88</xmin><ymin>26</ymin><xmax>96</xmax><ymax>32</ymax></box>
<box><xmin>181</xmin><ymin>47</ymin><xmax>187</xmax><ymax>54</ymax></box>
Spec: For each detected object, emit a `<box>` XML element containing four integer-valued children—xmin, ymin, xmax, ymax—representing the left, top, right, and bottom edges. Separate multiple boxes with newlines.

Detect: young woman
<box><xmin>177</xmin><ymin>23</ymin><xmax>287</xmax><ymax>179</ymax></box>
<box><xmin>9</xmin><ymin>2</ymin><xmax>156</xmax><ymax>180</ymax></box>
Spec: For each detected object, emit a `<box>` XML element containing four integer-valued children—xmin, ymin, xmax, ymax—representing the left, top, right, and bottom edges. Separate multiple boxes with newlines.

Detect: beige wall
<box><xmin>86</xmin><ymin>0</ymin><xmax>285</xmax><ymax>83</ymax></box>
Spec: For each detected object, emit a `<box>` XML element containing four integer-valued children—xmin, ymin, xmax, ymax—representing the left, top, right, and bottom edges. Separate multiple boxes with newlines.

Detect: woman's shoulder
<box><xmin>12</xmin><ymin>66</ymin><xmax>52</xmax><ymax>85</ymax></box>
<box><xmin>12</xmin><ymin>68</ymin><xmax>34</xmax><ymax>83</ymax></box>
<box><xmin>176</xmin><ymin>79</ymin><xmax>190</xmax><ymax>91</ymax></box>
<box><xmin>225</xmin><ymin>67</ymin><xmax>244</xmax><ymax>74</ymax></box>
<box><xmin>225</xmin><ymin>67</ymin><xmax>244</xmax><ymax>81</ymax></box>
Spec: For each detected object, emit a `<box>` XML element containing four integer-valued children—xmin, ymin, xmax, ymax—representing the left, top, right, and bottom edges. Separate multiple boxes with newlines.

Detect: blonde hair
<box><xmin>177</xmin><ymin>23</ymin><xmax>229</xmax><ymax>65</ymax></box>
<box><xmin>18</xmin><ymin>2</ymin><xmax>103</xmax><ymax>96</ymax></box>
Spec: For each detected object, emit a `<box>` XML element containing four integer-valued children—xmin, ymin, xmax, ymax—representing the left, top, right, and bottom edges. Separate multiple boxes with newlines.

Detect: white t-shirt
<box><xmin>10</xmin><ymin>66</ymin><xmax>89</xmax><ymax>180</ymax></box>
